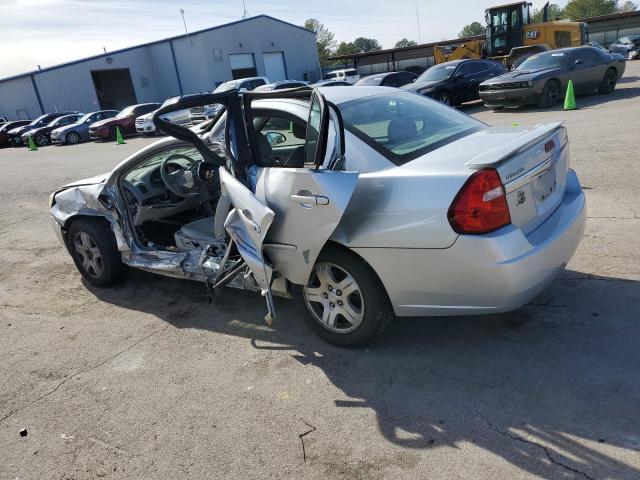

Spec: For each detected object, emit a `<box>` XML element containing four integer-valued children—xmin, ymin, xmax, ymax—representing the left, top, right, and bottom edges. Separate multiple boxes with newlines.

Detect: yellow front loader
<box><xmin>434</xmin><ymin>2</ymin><xmax>589</xmax><ymax>67</ymax></box>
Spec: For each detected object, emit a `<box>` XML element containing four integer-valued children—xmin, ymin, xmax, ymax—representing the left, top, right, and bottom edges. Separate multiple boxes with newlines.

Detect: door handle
<box><xmin>291</xmin><ymin>194</ymin><xmax>330</xmax><ymax>206</ymax></box>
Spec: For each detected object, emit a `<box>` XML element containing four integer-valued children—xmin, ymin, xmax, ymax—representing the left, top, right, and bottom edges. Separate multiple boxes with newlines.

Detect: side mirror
<box><xmin>239</xmin><ymin>87</ymin><xmax>248</xmax><ymax>93</ymax></box>
<box><xmin>264</xmin><ymin>131</ymin><xmax>286</xmax><ymax>146</ymax></box>
<box><xmin>454</xmin><ymin>73</ymin><xmax>464</xmax><ymax>80</ymax></box>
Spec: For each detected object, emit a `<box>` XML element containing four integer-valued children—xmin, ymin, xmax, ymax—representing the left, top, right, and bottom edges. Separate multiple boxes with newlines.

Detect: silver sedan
<box><xmin>49</xmin><ymin>87</ymin><xmax>586</xmax><ymax>347</ymax></box>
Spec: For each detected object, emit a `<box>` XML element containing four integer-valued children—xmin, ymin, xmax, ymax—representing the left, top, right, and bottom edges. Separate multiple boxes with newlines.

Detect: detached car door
<box><xmin>221</xmin><ymin>90</ymin><xmax>359</xmax><ymax>290</ymax></box>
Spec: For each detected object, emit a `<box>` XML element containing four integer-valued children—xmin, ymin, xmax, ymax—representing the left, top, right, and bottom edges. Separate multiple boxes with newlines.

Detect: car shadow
<box><xmin>86</xmin><ymin>268</ymin><xmax>640</xmax><ymax>478</ymax></box>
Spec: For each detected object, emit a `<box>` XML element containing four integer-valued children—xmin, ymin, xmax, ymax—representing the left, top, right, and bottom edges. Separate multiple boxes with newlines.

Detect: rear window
<box><xmin>340</xmin><ymin>92</ymin><xmax>483</xmax><ymax>165</ymax></box>
<box><xmin>325</xmin><ymin>72</ymin><xmax>340</xmax><ymax>79</ymax></box>
<box><xmin>356</xmin><ymin>75</ymin><xmax>384</xmax><ymax>86</ymax></box>
<box><xmin>345</xmin><ymin>69</ymin><xmax>358</xmax><ymax>76</ymax></box>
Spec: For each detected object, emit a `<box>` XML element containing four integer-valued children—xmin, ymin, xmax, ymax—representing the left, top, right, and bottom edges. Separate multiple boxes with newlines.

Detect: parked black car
<box><xmin>402</xmin><ymin>59</ymin><xmax>507</xmax><ymax>106</ymax></box>
<box><xmin>21</xmin><ymin>113</ymin><xmax>83</xmax><ymax>146</ymax></box>
<box><xmin>7</xmin><ymin>112</ymin><xmax>77</xmax><ymax>146</ymax></box>
<box><xmin>479</xmin><ymin>46</ymin><xmax>626</xmax><ymax>109</ymax></box>
<box><xmin>355</xmin><ymin>71</ymin><xmax>418</xmax><ymax>87</ymax></box>
<box><xmin>0</xmin><ymin>120</ymin><xmax>31</xmax><ymax>147</ymax></box>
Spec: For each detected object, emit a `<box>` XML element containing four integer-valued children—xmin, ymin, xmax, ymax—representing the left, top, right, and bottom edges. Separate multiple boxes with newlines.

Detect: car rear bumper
<box><xmin>89</xmin><ymin>129</ymin><xmax>109</xmax><ymax>140</ymax></box>
<box><xmin>353</xmin><ymin>170</ymin><xmax>586</xmax><ymax>316</ymax></box>
<box><xmin>480</xmin><ymin>87</ymin><xmax>540</xmax><ymax>107</ymax></box>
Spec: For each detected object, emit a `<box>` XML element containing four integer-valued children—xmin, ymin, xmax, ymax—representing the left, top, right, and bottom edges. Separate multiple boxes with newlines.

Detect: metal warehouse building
<box><xmin>0</xmin><ymin>15</ymin><xmax>320</xmax><ymax>120</ymax></box>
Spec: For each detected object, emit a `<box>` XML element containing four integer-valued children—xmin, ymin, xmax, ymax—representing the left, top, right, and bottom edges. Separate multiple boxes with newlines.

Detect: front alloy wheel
<box><xmin>35</xmin><ymin>134</ymin><xmax>49</xmax><ymax>146</ymax></box>
<box><xmin>66</xmin><ymin>131</ymin><xmax>80</xmax><ymax>144</ymax></box>
<box><xmin>436</xmin><ymin>91</ymin><xmax>451</xmax><ymax>106</ymax></box>
<box><xmin>73</xmin><ymin>232</ymin><xmax>103</xmax><ymax>278</ymax></box>
<box><xmin>67</xmin><ymin>218</ymin><xmax>126</xmax><ymax>287</ymax></box>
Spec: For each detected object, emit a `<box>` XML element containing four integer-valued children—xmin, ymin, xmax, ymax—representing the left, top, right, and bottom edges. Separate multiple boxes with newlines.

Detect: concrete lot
<box><xmin>1</xmin><ymin>63</ymin><xmax>639</xmax><ymax>480</ymax></box>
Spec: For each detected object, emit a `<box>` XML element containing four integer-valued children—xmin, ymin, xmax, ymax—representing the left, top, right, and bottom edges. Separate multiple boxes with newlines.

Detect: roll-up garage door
<box><xmin>263</xmin><ymin>52</ymin><xmax>287</xmax><ymax>82</ymax></box>
<box><xmin>229</xmin><ymin>53</ymin><xmax>257</xmax><ymax>79</ymax></box>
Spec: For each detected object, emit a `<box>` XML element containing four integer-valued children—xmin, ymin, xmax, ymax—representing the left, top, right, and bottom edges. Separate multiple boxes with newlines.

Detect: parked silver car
<box><xmin>51</xmin><ymin>110</ymin><xmax>119</xmax><ymax>145</ymax></box>
<box><xmin>49</xmin><ymin>87</ymin><xmax>586</xmax><ymax>347</ymax></box>
<box><xmin>136</xmin><ymin>100</ymin><xmax>192</xmax><ymax>135</ymax></box>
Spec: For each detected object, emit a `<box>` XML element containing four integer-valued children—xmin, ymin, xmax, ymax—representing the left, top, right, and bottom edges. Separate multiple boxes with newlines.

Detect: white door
<box><xmin>263</xmin><ymin>52</ymin><xmax>287</xmax><ymax>82</ymax></box>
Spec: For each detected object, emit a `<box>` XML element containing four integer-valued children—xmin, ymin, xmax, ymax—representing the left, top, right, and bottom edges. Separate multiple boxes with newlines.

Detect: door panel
<box><xmin>254</xmin><ymin>168</ymin><xmax>359</xmax><ymax>285</ymax></box>
<box><xmin>219</xmin><ymin>168</ymin><xmax>275</xmax><ymax>295</ymax></box>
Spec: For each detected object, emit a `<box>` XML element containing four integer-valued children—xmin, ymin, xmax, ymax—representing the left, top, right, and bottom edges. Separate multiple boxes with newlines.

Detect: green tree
<box><xmin>458</xmin><ymin>21</ymin><xmax>485</xmax><ymax>38</ymax></box>
<box><xmin>619</xmin><ymin>0</ymin><xmax>638</xmax><ymax>11</ymax></box>
<box><xmin>304</xmin><ymin>19</ymin><xmax>336</xmax><ymax>66</ymax></box>
<box><xmin>531</xmin><ymin>3</ymin><xmax>566</xmax><ymax>22</ymax></box>
<box><xmin>563</xmin><ymin>0</ymin><xmax>619</xmax><ymax>19</ymax></box>
<box><xmin>335</xmin><ymin>41</ymin><xmax>359</xmax><ymax>56</ymax></box>
<box><xmin>395</xmin><ymin>38</ymin><xmax>418</xmax><ymax>48</ymax></box>
<box><xmin>353</xmin><ymin>37</ymin><xmax>383</xmax><ymax>53</ymax></box>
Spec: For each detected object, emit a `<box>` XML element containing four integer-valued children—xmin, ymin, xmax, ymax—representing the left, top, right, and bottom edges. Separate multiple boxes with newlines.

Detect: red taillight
<box><xmin>448</xmin><ymin>169</ymin><xmax>511</xmax><ymax>234</ymax></box>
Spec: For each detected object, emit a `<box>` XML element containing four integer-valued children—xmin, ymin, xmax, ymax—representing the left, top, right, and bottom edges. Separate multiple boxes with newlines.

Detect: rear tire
<box><xmin>66</xmin><ymin>218</ymin><xmax>126</xmax><ymax>287</ymax></box>
<box><xmin>297</xmin><ymin>244</ymin><xmax>393</xmax><ymax>348</ymax></box>
<box><xmin>490</xmin><ymin>106</ymin><xmax>504</xmax><ymax>111</ymax></box>
<box><xmin>66</xmin><ymin>131</ymin><xmax>80</xmax><ymax>144</ymax></box>
<box><xmin>538</xmin><ymin>80</ymin><xmax>560</xmax><ymax>108</ymax></box>
<box><xmin>598</xmin><ymin>68</ymin><xmax>617</xmax><ymax>94</ymax></box>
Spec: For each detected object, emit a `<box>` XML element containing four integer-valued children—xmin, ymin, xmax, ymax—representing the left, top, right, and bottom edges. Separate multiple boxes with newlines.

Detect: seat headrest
<box><xmin>387</xmin><ymin>118</ymin><xmax>417</xmax><ymax>144</ymax></box>
<box><xmin>292</xmin><ymin>122</ymin><xmax>306</xmax><ymax>139</ymax></box>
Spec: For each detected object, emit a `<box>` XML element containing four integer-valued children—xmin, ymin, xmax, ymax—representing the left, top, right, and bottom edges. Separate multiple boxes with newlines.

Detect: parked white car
<box><xmin>136</xmin><ymin>97</ymin><xmax>195</xmax><ymax>135</ymax></box>
<box><xmin>324</xmin><ymin>68</ymin><xmax>360</xmax><ymax>84</ymax></box>
<box><xmin>50</xmin><ymin>87</ymin><xmax>585</xmax><ymax>347</ymax></box>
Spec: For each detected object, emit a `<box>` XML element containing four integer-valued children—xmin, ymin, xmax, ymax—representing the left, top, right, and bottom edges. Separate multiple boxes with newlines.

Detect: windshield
<box><xmin>29</xmin><ymin>114</ymin><xmax>50</xmax><ymax>126</ymax></box>
<box><xmin>340</xmin><ymin>92</ymin><xmax>483</xmax><ymax>165</ymax></box>
<box><xmin>416</xmin><ymin>64</ymin><xmax>457</xmax><ymax>83</ymax></box>
<box><xmin>517</xmin><ymin>52</ymin><xmax>567</xmax><ymax>70</ymax></box>
<box><xmin>116</xmin><ymin>106</ymin><xmax>135</xmax><ymax>119</ymax></box>
<box><xmin>214</xmin><ymin>80</ymin><xmax>239</xmax><ymax>93</ymax></box>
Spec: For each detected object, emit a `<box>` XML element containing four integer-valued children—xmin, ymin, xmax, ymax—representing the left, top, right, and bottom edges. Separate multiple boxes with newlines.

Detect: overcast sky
<box><xmin>0</xmin><ymin>0</ymin><xmax>567</xmax><ymax>78</ymax></box>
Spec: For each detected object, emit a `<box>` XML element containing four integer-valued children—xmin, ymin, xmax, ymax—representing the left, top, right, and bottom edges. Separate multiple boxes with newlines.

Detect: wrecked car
<box><xmin>50</xmin><ymin>86</ymin><xmax>586</xmax><ymax>347</ymax></box>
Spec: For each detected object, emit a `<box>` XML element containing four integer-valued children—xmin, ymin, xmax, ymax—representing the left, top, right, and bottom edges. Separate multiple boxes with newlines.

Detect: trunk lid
<box><xmin>469</xmin><ymin>122</ymin><xmax>569</xmax><ymax>235</ymax></box>
<box><xmin>401</xmin><ymin>122</ymin><xmax>569</xmax><ymax>236</ymax></box>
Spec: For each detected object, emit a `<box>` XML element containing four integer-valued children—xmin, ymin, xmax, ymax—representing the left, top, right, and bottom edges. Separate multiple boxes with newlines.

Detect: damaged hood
<box><xmin>61</xmin><ymin>173</ymin><xmax>108</xmax><ymax>189</ymax></box>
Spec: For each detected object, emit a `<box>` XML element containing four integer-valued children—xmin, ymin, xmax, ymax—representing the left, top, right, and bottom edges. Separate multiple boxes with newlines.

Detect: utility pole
<box><xmin>242</xmin><ymin>0</ymin><xmax>250</xmax><ymax>19</ymax></box>
<box><xmin>415</xmin><ymin>1</ymin><xmax>422</xmax><ymax>44</ymax></box>
<box><xmin>180</xmin><ymin>8</ymin><xmax>192</xmax><ymax>46</ymax></box>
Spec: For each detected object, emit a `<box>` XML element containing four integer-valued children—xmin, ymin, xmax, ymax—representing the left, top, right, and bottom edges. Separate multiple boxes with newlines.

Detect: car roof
<box><xmin>319</xmin><ymin>85</ymin><xmax>402</xmax><ymax>105</ymax></box>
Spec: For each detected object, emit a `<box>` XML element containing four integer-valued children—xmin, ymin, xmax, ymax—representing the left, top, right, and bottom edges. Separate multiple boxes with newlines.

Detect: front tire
<box><xmin>35</xmin><ymin>134</ymin><xmax>50</xmax><ymax>146</ymax></box>
<box><xmin>598</xmin><ymin>68</ymin><xmax>617</xmax><ymax>94</ymax></box>
<box><xmin>299</xmin><ymin>245</ymin><xmax>393</xmax><ymax>348</ymax></box>
<box><xmin>538</xmin><ymin>80</ymin><xmax>560</xmax><ymax>108</ymax></box>
<box><xmin>66</xmin><ymin>218</ymin><xmax>126</xmax><ymax>287</ymax></box>
<box><xmin>434</xmin><ymin>90</ymin><xmax>452</xmax><ymax>106</ymax></box>
<box><xmin>66</xmin><ymin>131</ymin><xmax>80</xmax><ymax>144</ymax></box>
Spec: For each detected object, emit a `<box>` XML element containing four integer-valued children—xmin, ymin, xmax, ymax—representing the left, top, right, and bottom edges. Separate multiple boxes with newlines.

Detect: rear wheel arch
<box><xmin>295</xmin><ymin>240</ymin><xmax>394</xmax><ymax>347</ymax></box>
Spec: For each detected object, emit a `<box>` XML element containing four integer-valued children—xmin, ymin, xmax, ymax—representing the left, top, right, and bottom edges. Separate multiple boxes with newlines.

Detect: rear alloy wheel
<box><xmin>538</xmin><ymin>80</ymin><xmax>560</xmax><ymax>108</ymax></box>
<box><xmin>35</xmin><ymin>134</ymin><xmax>50</xmax><ymax>146</ymax></box>
<box><xmin>300</xmin><ymin>245</ymin><xmax>393</xmax><ymax>348</ymax></box>
<box><xmin>435</xmin><ymin>91</ymin><xmax>452</xmax><ymax>106</ymax></box>
<box><xmin>67</xmin><ymin>218</ymin><xmax>126</xmax><ymax>287</ymax></box>
<box><xmin>598</xmin><ymin>69</ymin><xmax>617</xmax><ymax>94</ymax></box>
<box><xmin>66</xmin><ymin>131</ymin><xmax>80</xmax><ymax>144</ymax></box>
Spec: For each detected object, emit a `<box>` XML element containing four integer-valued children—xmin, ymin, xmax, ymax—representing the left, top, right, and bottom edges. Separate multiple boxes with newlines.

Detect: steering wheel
<box><xmin>160</xmin><ymin>153</ymin><xmax>201</xmax><ymax>198</ymax></box>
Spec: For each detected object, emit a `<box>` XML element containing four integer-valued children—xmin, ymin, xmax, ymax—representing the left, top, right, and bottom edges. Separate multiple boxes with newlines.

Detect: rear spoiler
<box><xmin>466</xmin><ymin>122</ymin><xmax>564</xmax><ymax>168</ymax></box>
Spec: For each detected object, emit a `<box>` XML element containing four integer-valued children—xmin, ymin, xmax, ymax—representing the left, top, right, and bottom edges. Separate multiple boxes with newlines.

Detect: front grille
<box><xmin>481</xmin><ymin>82</ymin><xmax>529</xmax><ymax>91</ymax></box>
<box><xmin>135</xmin><ymin>118</ymin><xmax>145</xmax><ymax>126</ymax></box>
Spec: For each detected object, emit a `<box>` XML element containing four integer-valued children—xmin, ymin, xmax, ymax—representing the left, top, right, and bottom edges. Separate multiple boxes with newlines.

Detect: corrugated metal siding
<box><xmin>0</xmin><ymin>76</ymin><xmax>41</xmax><ymax>120</ymax></box>
<box><xmin>587</xmin><ymin>14</ymin><xmax>640</xmax><ymax>46</ymax></box>
<box><xmin>0</xmin><ymin>16</ymin><xmax>320</xmax><ymax>117</ymax></box>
